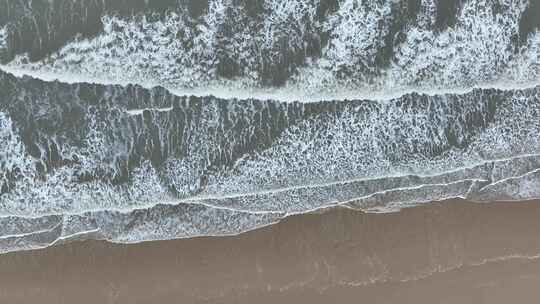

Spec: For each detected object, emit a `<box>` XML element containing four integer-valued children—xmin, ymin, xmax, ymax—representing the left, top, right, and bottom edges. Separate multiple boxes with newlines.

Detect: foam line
<box><xmin>2</xmin><ymin>64</ymin><xmax>539</xmax><ymax>103</ymax></box>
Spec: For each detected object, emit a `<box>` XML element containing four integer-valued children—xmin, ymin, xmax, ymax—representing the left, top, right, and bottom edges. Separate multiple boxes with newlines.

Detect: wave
<box><xmin>1</xmin><ymin>0</ymin><xmax>540</xmax><ymax>254</ymax></box>
<box><xmin>0</xmin><ymin>0</ymin><xmax>539</xmax><ymax>101</ymax></box>
<box><xmin>1</xmin><ymin>67</ymin><xmax>540</xmax><ymax>253</ymax></box>
<box><xmin>2</xmin><ymin>64</ymin><xmax>540</xmax><ymax>103</ymax></box>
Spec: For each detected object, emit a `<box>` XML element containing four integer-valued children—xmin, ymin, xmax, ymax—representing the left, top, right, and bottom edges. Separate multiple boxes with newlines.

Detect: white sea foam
<box><xmin>0</xmin><ymin>112</ymin><xmax>171</xmax><ymax>217</ymax></box>
<box><xmin>0</xmin><ymin>26</ymin><xmax>7</xmax><ymax>50</ymax></box>
<box><xmin>2</xmin><ymin>87</ymin><xmax>540</xmax><ymax>218</ymax></box>
<box><xmin>0</xmin><ymin>0</ymin><xmax>537</xmax><ymax>102</ymax></box>
<box><xmin>2</xmin><ymin>126</ymin><xmax>540</xmax><ymax>246</ymax></box>
<box><xmin>385</xmin><ymin>0</ymin><xmax>532</xmax><ymax>86</ymax></box>
<box><xmin>3</xmin><ymin>64</ymin><xmax>540</xmax><ymax>103</ymax></box>
<box><xmin>1</xmin><ymin>0</ymin><xmax>540</xmax><ymax>254</ymax></box>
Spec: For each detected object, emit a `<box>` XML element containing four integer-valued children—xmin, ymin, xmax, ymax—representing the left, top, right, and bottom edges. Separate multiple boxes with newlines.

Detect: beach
<box><xmin>2</xmin><ymin>199</ymin><xmax>540</xmax><ymax>303</ymax></box>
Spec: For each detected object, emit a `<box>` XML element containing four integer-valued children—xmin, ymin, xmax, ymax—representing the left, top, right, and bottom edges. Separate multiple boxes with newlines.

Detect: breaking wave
<box><xmin>0</xmin><ymin>0</ymin><xmax>539</xmax><ymax>253</ymax></box>
<box><xmin>1</xmin><ymin>70</ymin><xmax>540</xmax><ymax>253</ymax></box>
<box><xmin>0</xmin><ymin>0</ymin><xmax>539</xmax><ymax>101</ymax></box>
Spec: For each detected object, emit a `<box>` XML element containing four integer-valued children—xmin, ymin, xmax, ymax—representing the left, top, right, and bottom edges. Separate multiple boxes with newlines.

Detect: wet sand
<box><xmin>2</xmin><ymin>199</ymin><xmax>540</xmax><ymax>303</ymax></box>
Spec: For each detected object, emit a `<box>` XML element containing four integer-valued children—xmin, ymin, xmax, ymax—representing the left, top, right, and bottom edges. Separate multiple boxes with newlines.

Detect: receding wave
<box><xmin>0</xmin><ymin>0</ymin><xmax>539</xmax><ymax>254</ymax></box>
<box><xmin>1</xmin><ymin>67</ymin><xmax>540</xmax><ymax>253</ymax></box>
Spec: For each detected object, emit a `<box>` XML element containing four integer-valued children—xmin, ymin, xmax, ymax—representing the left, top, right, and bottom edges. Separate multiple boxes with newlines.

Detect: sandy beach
<box><xmin>1</xmin><ymin>199</ymin><xmax>540</xmax><ymax>303</ymax></box>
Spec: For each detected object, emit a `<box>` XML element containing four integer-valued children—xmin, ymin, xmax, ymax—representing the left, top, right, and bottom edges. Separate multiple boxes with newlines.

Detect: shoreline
<box><xmin>2</xmin><ymin>199</ymin><xmax>540</xmax><ymax>303</ymax></box>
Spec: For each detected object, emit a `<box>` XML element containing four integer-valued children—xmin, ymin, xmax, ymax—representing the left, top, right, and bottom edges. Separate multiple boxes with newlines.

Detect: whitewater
<box><xmin>0</xmin><ymin>0</ymin><xmax>539</xmax><ymax>254</ymax></box>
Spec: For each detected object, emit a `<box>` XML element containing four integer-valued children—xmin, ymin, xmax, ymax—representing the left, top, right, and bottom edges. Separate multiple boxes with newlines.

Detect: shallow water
<box><xmin>0</xmin><ymin>0</ymin><xmax>539</xmax><ymax>254</ymax></box>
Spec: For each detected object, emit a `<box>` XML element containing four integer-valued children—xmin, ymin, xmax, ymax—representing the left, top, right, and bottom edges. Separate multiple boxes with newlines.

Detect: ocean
<box><xmin>0</xmin><ymin>0</ymin><xmax>539</xmax><ymax>256</ymax></box>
